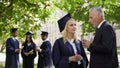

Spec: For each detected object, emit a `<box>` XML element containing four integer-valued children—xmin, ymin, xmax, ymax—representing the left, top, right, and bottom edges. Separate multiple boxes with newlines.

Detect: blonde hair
<box><xmin>62</xmin><ymin>18</ymin><xmax>79</xmax><ymax>43</ymax></box>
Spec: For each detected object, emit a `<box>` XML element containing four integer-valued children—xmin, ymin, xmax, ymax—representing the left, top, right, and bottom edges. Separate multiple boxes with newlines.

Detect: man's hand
<box><xmin>82</xmin><ymin>38</ymin><xmax>93</xmax><ymax>48</ymax></box>
<box><xmin>35</xmin><ymin>47</ymin><xmax>41</xmax><ymax>52</ymax></box>
<box><xmin>15</xmin><ymin>49</ymin><xmax>21</xmax><ymax>53</ymax></box>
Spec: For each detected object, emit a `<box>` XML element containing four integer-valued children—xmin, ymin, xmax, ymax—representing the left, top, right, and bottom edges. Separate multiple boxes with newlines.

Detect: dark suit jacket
<box><xmin>88</xmin><ymin>21</ymin><xmax>119</xmax><ymax>68</ymax></box>
<box><xmin>52</xmin><ymin>37</ymin><xmax>88</xmax><ymax>68</ymax></box>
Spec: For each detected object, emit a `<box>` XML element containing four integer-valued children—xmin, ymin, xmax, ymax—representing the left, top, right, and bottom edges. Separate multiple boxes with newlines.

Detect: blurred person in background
<box><xmin>21</xmin><ymin>32</ymin><xmax>36</xmax><ymax>68</ymax></box>
<box><xmin>36</xmin><ymin>31</ymin><xmax>52</xmax><ymax>68</ymax></box>
<box><xmin>5</xmin><ymin>28</ymin><xmax>20</xmax><ymax>68</ymax></box>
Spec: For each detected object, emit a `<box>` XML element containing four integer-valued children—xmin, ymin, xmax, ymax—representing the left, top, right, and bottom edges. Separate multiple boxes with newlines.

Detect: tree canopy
<box><xmin>0</xmin><ymin>0</ymin><xmax>55</xmax><ymax>40</ymax></box>
<box><xmin>0</xmin><ymin>0</ymin><xmax>120</xmax><ymax>42</ymax></box>
<box><xmin>55</xmin><ymin>0</ymin><xmax>120</xmax><ymax>35</ymax></box>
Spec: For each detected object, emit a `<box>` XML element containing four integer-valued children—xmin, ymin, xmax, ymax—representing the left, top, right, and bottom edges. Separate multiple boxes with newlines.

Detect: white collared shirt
<box><xmin>67</xmin><ymin>38</ymin><xmax>77</xmax><ymax>54</ymax></box>
<box><xmin>12</xmin><ymin>36</ymin><xmax>17</xmax><ymax>41</ymax></box>
<box><xmin>67</xmin><ymin>38</ymin><xmax>82</xmax><ymax>65</ymax></box>
<box><xmin>43</xmin><ymin>38</ymin><xmax>49</xmax><ymax>42</ymax></box>
<box><xmin>97</xmin><ymin>20</ymin><xmax>105</xmax><ymax>29</ymax></box>
<box><xmin>27</xmin><ymin>43</ymin><xmax>31</xmax><ymax>46</ymax></box>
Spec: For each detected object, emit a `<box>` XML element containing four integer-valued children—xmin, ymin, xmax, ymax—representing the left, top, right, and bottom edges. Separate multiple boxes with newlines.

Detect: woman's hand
<box><xmin>76</xmin><ymin>55</ymin><xmax>83</xmax><ymax>61</ymax></box>
<box><xmin>69</xmin><ymin>55</ymin><xmax>83</xmax><ymax>62</ymax></box>
<box><xmin>35</xmin><ymin>47</ymin><xmax>41</xmax><ymax>52</ymax></box>
<box><xmin>24</xmin><ymin>52</ymin><xmax>29</xmax><ymax>56</ymax></box>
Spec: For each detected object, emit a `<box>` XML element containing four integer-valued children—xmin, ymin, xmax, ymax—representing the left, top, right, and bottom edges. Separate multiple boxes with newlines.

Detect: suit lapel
<box><xmin>94</xmin><ymin>21</ymin><xmax>107</xmax><ymax>43</ymax></box>
<box><xmin>98</xmin><ymin>21</ymin><xmax>107</xmax><ymax>29</ymax></box>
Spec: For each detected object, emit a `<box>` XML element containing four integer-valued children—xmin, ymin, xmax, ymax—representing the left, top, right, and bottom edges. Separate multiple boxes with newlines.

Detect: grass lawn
<box><xmin>117</xmin><ymin>47</ymin><xmax>120</xmax><ymax>54</ymax></box>
<box><xmin>0</xmin><ymin>64</ymin><xmax>4</xmax><ymax>68</ymax></box>
<box><xmin>0</xmin><ymin>64</ymin><xmax>55</xmax><ymax>68</ymax></box>
<box><xmin>0</xmin><ymin>64</ymin><xmax>37</xmax><ymax>68</ymax></box>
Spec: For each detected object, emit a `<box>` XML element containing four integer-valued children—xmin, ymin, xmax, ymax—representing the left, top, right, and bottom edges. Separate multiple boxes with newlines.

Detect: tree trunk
<box><xmin>0</xmin><ymin>40</ymin><xmax>6</xmax><ymax>52</ymax></box>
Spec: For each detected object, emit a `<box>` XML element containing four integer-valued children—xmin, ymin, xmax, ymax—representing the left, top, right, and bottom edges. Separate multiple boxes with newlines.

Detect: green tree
<box><xmin>54</xmin><ymin>0</ymin><xmax>120</xmax><ymax>35</ymax></box>
<box><xmin>0</xmin><ymin>0</ymin><xmax>54</xmax><ymax>38</ymax></box>
<box><xmin>0</xmin><ymin>0</ymin><xmax>55</xmax><ymax>52</ymax></box>
<box><xmin>0</xmin><ymin>0</ymin><xmax>120</xmax><ymax>52</ymax></box>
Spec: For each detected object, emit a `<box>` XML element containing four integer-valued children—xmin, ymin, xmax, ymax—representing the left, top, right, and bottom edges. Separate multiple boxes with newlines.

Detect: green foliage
<box><xmin>0</xmin><ymin>0</ymin><xmax>54</xmax><ymax>41</ymax></box>
<box><xmin>0</xmin><ymin>0</ymin><xmax>120</xmax><ymax>42</ymax></box>
<box><xmin>54</xmin><ymin>0</ymin><xmax>120</xmax><ymax>35</ymax></box>
<box><xmin>54</xmin><ymin>0</ymin><xmax>94</xmax><ymax>35</ymax></box>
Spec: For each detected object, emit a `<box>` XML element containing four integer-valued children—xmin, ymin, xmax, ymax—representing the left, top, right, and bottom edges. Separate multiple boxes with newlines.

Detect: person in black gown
<box><xmin>21</xmin><ymin>31</ymin><xmax>37</xmax><ymax>68</ymax></box>
<box><xmin>36</xmin><ymin>31</ymin><xmax>52</xmax><ymax>68</ymax></box>
<box><xmin>5</xmin><ymin>28</ymin><xmax>20</xmax><ymax>68</ymax></box>
<box><xmin>52</xmin><ymin>13</ymin><xmax>88</xmax><ymax>68</ymax></box>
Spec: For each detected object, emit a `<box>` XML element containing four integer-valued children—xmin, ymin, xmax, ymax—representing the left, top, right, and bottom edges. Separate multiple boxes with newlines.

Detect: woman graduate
<box><xmin>21</xmin><ymin>32</ymin><xmax>37</xmax><ymax>68</ymax></box>
<box><xmin>52</xmin><ymin>13</ymin><xmax>88</xmax><ymax>68</ymax></box>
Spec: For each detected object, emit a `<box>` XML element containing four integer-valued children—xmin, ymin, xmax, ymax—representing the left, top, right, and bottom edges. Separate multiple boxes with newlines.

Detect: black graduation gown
<box><xmin>21</xmin><ymin>43</ymin><xmax>37</xmax><ymax>68</ymax></box>
<box><xmin>37</xmin><ymin>41</ymin><xmax>52</xmax><ymax>68</ymax></box>
<box><xmin>5</xmin><ymin>38</ymin><xmax>20</xmax><ymax>68</ymax></box>
<box><xmin>52</xmin><ymin>37</ymin><xmax>88</xmax><ymax>68</ymax></box>
<box><xmin>88</xmin><ymin>21</ymin><xmax>119</xmax><ymax>68</ymax></box>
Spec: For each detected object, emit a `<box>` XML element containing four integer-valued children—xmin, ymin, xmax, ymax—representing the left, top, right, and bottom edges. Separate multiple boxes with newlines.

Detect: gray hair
<box><xmin>90</xmin><ymin>7</ymin><xmax>105</xmax><ymax>19</ymax></box>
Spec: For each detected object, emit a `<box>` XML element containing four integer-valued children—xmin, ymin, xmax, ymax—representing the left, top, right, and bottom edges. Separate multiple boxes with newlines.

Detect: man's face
<box><xmin>89</xmin><ymin>10</ymin><xmax>100</xmax><ymax>27</ymax></box>
<box><xmin>13</xmin><ymin>31</ymin><xmax>18</xmax><ymax>37</ymax></box>
<box><xmin>41</xmin><ymin>35</ymin><xmax>47</xmax><ymax>41</ymax></box>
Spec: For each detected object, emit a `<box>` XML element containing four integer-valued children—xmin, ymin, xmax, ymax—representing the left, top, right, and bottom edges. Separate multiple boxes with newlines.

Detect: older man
<box><xmin>82</xmin><ymin>7</ymin><xmax>119</xmax><ymax>68</ymax></box>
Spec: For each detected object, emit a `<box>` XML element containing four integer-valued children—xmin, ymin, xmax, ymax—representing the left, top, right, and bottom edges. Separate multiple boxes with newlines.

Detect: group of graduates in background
<box><xmin>5</xmin><ymin>29</ymin><xmax>52</xmax><ymax>68</ymax></box>
<box><xmin>5</xmin><ymin>6</ymin><xmax>119</xmax><ymax>68</ymax></box>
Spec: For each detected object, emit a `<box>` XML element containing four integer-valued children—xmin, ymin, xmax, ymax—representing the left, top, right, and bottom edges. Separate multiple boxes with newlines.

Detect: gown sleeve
<box><xmin>6</xmin><ymin>38</ymin><xmax>16</xmax><ymax>54</ymax></box>
<box><xmin>52</xmin><ymin>39</ymin><xmax>69</xmax><ymax>68</ymax></box>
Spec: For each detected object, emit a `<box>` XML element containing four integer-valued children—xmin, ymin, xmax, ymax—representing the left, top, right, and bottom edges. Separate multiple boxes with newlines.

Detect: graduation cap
<box><xmin>11</xmin><ymin>28</ymin><xmax>18</xmax><ymax>33</ymax></box>
<box><xmin>58</xmin><ymin>13</ymin><xmax>71</xmax><ymax>32</ymax></box>
<box><xmin>26</xmin><ymin>31</ymin><xmax>33</xmax><ymax>36</ymax></box>
<box><xmin>41</xmin><ymin>31</ymin><xmax>48</xmax><ymax>36</ymax></box>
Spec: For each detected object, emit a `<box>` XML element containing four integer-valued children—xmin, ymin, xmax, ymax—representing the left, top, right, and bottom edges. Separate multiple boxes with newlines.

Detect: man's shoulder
<box><xmin>104</xmin><ymin>23</ymin><xmax>113</xmax><ymax>30</ymax></box>
<box><xmin>44</xmin><ymin>41</ymin><xmax>51</xmax><ymax>45</ymax></box>
<box><xmin>56</xmin><ymin>37</ymin><xmax>63</xmax><ymax>41</ymax></box>
<box><xmin>6</xmin><ymin>37</ymin><xmax>12</xmax><ymax>41</ymax></box>
<box><xmin>101</xmin><ymin>21</ymin><xmax>113</xmax><ymax>30</ymax></box>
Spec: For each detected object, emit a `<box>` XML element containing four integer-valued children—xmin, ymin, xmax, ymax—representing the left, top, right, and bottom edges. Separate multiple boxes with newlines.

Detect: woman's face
<box><xmin>66</xmin><ymin>19</ymin><xmax>76</xmax><ymax>34</ymax></box>
<box><xmin>26</xmin><ymin>35</ymin><xmax>31</xmax><ymax>42</ymax></box>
